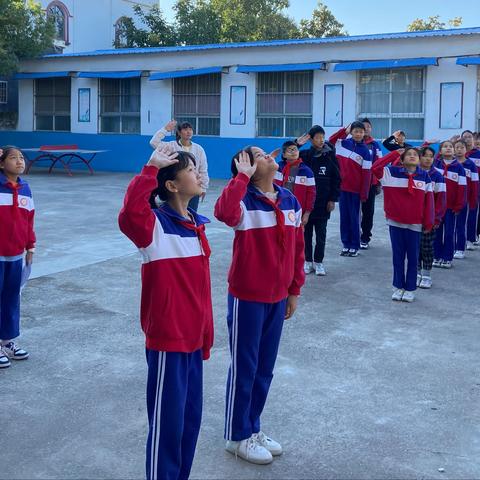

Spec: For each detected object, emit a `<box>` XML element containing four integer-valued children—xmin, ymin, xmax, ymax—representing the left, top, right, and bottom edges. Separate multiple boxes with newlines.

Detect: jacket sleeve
<box><xmin>288</xmin><ymin>199</ymin><xmax>306</xmax><ymax>296</ymax></box>
<box><xmin>149</xmin><ymin>128</ymin><xmax>169</xmax><ymax>149</ymax></box>
<box><xmin>328</xmin><ymin>127</ymin><xmax>347</xmax><ymax>145</ymax></box>
<box><xmin>118</xmin><ymin>165</ymin><xmax>158</xmax><ymax>248</ymax></box>
<box><xmin>468</xmin><ymin>164</ymin><xmax>479</xmax><ymax>209</ymax></box>
<box><xmin>423</xmin><ymin>185</ymin><xmax>435</xmax><ymax>232</ymax></box>
<box><xmin>454</xmin><ymin>168</ymin><xmax>468</xmax><ymax>213</ymax></box>
<box><xmin>214</xmin><ymin>173</ymin><xmax>249</xmax><ymax>227</ymax></box>
<box><xmin>26</xmin><ymin>202</ymin><xmax>36</xmax><ymax>251</ymax></box>
<box><xmin>382</xmin><ymin>135</ymin><xmax>398</xmax><ymax>152</ymax></box>
<box><xmin>360</xmin><ymin>155</ymin><xmax>372</xmax><ymax>202</ymax></box>
<box><xmin>434</xmin><ymin>181</ymin><xmax>447</xmax><ymax>226</ymax></box>
<box><xmin>371</xmin><ymin>150</ymin><xmax>401</xmax><ymax>181</ymax></box>
<box><xmin>196</xmin><ymin>145</ymin><xmax>209</xmax><ymax>192</ymax></box>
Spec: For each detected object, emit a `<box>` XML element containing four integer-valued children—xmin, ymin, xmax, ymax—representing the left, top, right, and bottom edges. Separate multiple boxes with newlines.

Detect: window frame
<box><xmin>0</xmin><ymin>81</ymin><xmax>7</xmax><ymax>104</ymax></box>
<box><xmin>34</xmin><ymin>77</ymin><xmax>71</xmax><ymax>132</ymax></box>
<box><xmin>46</xmin><ymin>1</ymin><xmax>70</xmax><ymax>45</ymax></box>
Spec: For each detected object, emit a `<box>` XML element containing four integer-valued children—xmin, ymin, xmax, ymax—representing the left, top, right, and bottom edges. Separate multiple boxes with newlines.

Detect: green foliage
<box><xmin>407</xmin><ymin>15</ymin><xmax>463</xmax><ymax>32</ymax></box>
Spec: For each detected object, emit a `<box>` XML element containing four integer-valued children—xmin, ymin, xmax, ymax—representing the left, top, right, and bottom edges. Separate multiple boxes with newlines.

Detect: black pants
<box><xmin>361</xmin><ymin>185</ymin><xmax>377</xmax><ymax>243</ymax></box>
<box><xmin>418</xmin><ymin>230</ymin><xmax>436</xmax><ymax>271</ymax></box>
<box><xmin>304</xmin><ymin>217</ymin><xmax>328</xmax><ymax>263</ymax></box>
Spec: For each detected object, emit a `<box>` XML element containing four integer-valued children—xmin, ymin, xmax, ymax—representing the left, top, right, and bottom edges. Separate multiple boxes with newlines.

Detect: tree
<box><xmin>0</xmin><ymin>0</ymin><xmax>55</xmax><ymax>75</ymax></box>
<box><xmin>407</xmin><ymin>15</ymin><xmax>463</xmax><ymax>32</ymax></box>
<box><xmin>299</xmin><ymin>1</ymin><xmax>347</xmax><ymax>38</ymax></box>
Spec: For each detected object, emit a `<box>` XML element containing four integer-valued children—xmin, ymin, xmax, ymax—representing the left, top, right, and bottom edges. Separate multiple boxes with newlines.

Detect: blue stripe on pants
<box><xmin>389</xmin><ymin>226</ymin><xmax>421</xmax><ymax>292</ymax></box>
<box><xmin>339</xmin><ymin>191</ymin><xmax>361</xmax><ymax>250</ymax></box>
<box><xmin>224</xmin><ymin>294</ymin><xmax>286</xmax><ymax>441</ymax></box>
<box><xmin>455</xmin><ymin>206</ymin><xmax>468</xmax><ymax>251</ymax></box>
<box><xmin>467</xmin><ymin>206</ymin><xmax>478</xmax><ymax>242</ymax></box>
<box><xmin>0</xmin><ymin>259</ymin><xmax>22</xmax><ymax>340</ymax></box>
<box><xmin>145</xmin><ymin>349</ymin><xmax>203</xmax><ymax>480</ymax></box>
<box><xmin>434</xmin><ymin>209</ymin><xmax>456</xmax><ymax>262</ymax></box>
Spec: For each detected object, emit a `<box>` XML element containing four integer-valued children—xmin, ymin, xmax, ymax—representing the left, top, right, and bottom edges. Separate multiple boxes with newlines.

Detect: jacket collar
<box><xmin>0</xmin><ymin>173</ymin><xmax>25</xmax><ymax>187</ymax></box>
<box><xmin>158</xmin><ymin>202</ymin><xmax>210</xmax><ymax>226</ymax></box>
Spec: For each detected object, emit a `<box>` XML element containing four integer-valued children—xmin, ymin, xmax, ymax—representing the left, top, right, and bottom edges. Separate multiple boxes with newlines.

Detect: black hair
<box><xmin>398</xmin><ymin>131</ymin><xmax>406</xmax><ymax>137</ymax></box>
<box><xmin>149</xmin><ymin>151</ymin><xmax>196</xmax><ymax>207</ymax></box>
<box><xmin>421</xmin><ymin>146</ymin><xmax>436</xmax><ymax>157</ymax></box>
<box><xmin>360</xmin><ymin>117</ymin><xmax>371</xmax><ymax>125</ymax></box>
<box><xmin>461</xmin><ymin>130</ymin><xmax>473</xmax><ymax>137</ymax></box>
<box><xmin>0</xmin><ymin>146</ymin><xmax>22</xmax><ymax>163</ymax></box>
<box><xmin>231</xmin><ymin>146</ymin><xmax>254</xmax><ymax>178</ymax></box>
<box><xmin>308</xmin><ymin>125</ymin><xmax>325</xmax><ymax>138</ymax></box>
<box><xmin>350</xmin><ymin>121</ymin><xmax>366</xmax><ymax>132</ymax></box>
<box><xmin>440</xmin><ymin>139</ymin><xmax>454</xmax><ymax>149</ymax></box>
<box><xmin>175</xmin><ymin>121</ymin><xmax>194</xmax><ymax>142</ymax></box>
<box><xmin>282</xmin><ymin>140</ymin><xmax>297</xmax><ymax>153</ymax></box>
<box><xmin>454</xmin><ymin>139</ymin><xmax>467</xmax><ymax>148</ymax></box>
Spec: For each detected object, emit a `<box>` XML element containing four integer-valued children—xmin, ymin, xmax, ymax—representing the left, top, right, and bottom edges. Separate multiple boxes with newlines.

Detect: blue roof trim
<box><xmin>456</xmin><ymin>56</ymin><xmax>480</xmax><ymax>66</ymax></box>
<box><xmin>334</xmin><ymin>57</ymin><xmax>438</xmax><ymax>71</ymax></box>
<box><xmin>237</xmin><ymin>62</ymin><xmax>325</xmax><ymax>73</ymax></box>
<box><xmin>77</xmin><ymin>71</ymin><xmax>142</xmax><ymax>79</ymax></box>
<box><xmin>14</xmin><ymin>71</ymin><xmax>70</xmax><ymax>79</ymax></box>
<box><xmin>149</xmin><ymin>66</ymin><xmax>223</xmax><ymax>80</ymax></box>
<box><xmin>40</xmin><ymin>27</ymin><xmax>480</xmax><ymax>59</ymax></box>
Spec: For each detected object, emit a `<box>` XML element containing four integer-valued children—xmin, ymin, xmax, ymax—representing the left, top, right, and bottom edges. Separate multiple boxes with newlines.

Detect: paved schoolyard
<box><xmin>2</xmin><ymin>170</ymin><xmax>479</xmax><ymax>480</ymax></box>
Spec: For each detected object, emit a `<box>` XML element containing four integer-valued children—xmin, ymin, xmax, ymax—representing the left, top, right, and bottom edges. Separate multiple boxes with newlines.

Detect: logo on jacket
<box><xmin>300</xmin><ymin>177</ymin><xmax>306</xmax><ymax>184</ymax></box>
<box><xmin>20</xmin><ymin>198</ymin><xmax>27</xmax><ymax>206</ymax></box>
<box><xmin>288</xmin><ymin>211</ymin><xmax>296</xmax><ymax>223</ymax></box>
<box><xmin>452</xmin><ymin>173</ymin><xmax>458</xmax><ymax>180</ymax></box>
<box><xmin>319</xmin><ymin>166</ymin><xmax>326</xmax><ymax>175</ymax></box>
<box><xmin>415</xmin><ymin>181</ymin><xmax>424</xmax><ymax>188</ymax></box>
<box><xmin>356</xmin><ymin>155</ymin><xmax>362</xmax><ymax>162</ymax></box>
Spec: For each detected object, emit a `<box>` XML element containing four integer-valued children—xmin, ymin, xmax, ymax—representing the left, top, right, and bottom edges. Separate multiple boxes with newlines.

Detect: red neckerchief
<box><xmin>406</xmin><ymin>172</ymin><xmax>416</xmax><ymax>195</ymax></box>
<box><xmin>176</xmin><ymin>220</ymin><xmax>211</xmax><ymax>259</ymax></box>
<box><xmin>258</xmin><ymin>195</ymin><xmax>286</xmax><ymax>251</ymax></box>
<box><xmin>281</xmin><ymin>159</ymin><xmax>302</xmax><ymax>186</ymax></box>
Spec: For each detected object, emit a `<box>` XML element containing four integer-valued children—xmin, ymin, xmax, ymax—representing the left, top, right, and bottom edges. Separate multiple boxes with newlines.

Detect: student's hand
<box><xmin>285</xmin><ymin>295</ymin><xmax>298</xmax><ymax>320</ymax></box>
<box><xmin>301</xmin><ymin>211</ymin><xmax>310</xmax><ymax>226</ymax></box>
<box><xmin>450</xmin><ymin>134</ymin><xmax>461</xmax><ymax>142</ymax></box>
<box><xmin>25</xmin><ymin>251</ymin><xmax>33</xmax><ymax>265</ymax></box>
<box><xmin>0</xmin><ymin>148</ymin><xmax>3</xmax><ymax>157</ymax></box>
<box><xmin>148</xmin><ymin>146</ymin><xmax>179</xmax><ymax>169</ymax></box>
<box><xmin>296</xmin><ymin>133</ymin><xmax>310</xmax><ymax>146</ymax></box>
<box><xmin>392</xmin><ymin>130</ymin><xmax>403</xmax><ymax>140</ymax></box>
<box><xmin>235</xmin><ymin>151</ymin><xmax>257</xmax><ymax>178</ymax></box>
<box><xmin>345</xmin><ymin>124</ymin><xmax>352</xmax><ymax>135</ymax></box>
<box><xmin>200</xmin><ymin>192</ymin><xmax>206</xmax><ymax>202</ymax></box>
<box><xmin>326</xmin><ymin>201</ymin><xmax>335</xmax><ymax>212</ymax></box>
<box><xmin>396</xmin><ymin>148</ymin><xmax>405</xmax><ymax>156</ymax></box>
<box><xmin>269</xmin><ymin>148</ymin><xmax>281</xmax><ymax>159</ymax></box>
<box><xmin>423</xmin><ymin>228</ymin><xmax>432</xmax><ymax>234</ymax></box>
<box><xmin>425</xmin><ymin>138</ymin><xmax>440</xmax><ymax>144</ymax></box>
<box><xmin>164</xmin><ymin>119</ymin><xmax>177</xmax><ymax>132</ymax></box>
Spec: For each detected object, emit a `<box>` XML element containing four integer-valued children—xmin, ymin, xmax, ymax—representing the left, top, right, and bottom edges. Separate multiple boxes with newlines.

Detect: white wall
<box><xmin>17</xmin><ymin>80</ymin><xmax>34</xmax><ymax>131</ymax></box>
<box><xmin>70</xmin><ymin>77</ymin><xmax>98</xmax><ymax>133</ymax></box>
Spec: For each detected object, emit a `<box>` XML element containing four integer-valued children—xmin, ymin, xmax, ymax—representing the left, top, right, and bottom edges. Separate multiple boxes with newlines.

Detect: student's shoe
<box><xmin>348</xmin><ymin>249</ymin><xmax>359</xmax><ymax>257</ymax></box>
<box><xmin>2</xmin><ymin>342</ymin><xmax>29</xmax><ymax>361</ymax></box>
<box><xmin>453</xmin><ymin>250</ymin><xmax>465</xmax><ymax>259</ymax></box>
<box><xmin>225</xmin><ymin>437</ymin><xmax>273</xmax><ymax>465</ymax></box>
<box><xmin>314</xmin><ymin>262</ymin><xmax>326</xmax><ymax>276</ymax></box>
<box><xmin>419</xmin><ymin>276</ymin><xmax>432</xmax><ymax>289</ymax></box>
<box><xmin>0</xmin><ymin>351</ymin><xmax>11</xmax><ymax>368</ymax></box>
<box><xmin>466</xmin><ymin>241</ymin><xmax>476</xmax><ymax>251</ymax></box>
<box><xmin>304</xmin><ymin>261</ymin><xmax>314</xmax><ymax>274</ymax></box>
<box><xmin>340</xmin><ymin>248</ymin><xmax>349</xmax><ymax>256</ymax></box>
<box><xmin>474</xmin><ymin>237</ymin><xmax>480</xmax><ymax>246</ymax></box>
<box><xmin>252</xmin><ymin>431</ymin><xmax>283</xmax><ymax>456</ymax></box>
<box><xmin>391</xmin><ymin>288</ymin><xmax>404</xmax><ymax>301</ymax></box>
<box><xmin>360</xmin><ymin>241</ymin><xmax>369</xmax><ymax>250</ymax></box>
<box><xmin>401</xmin><ymin>291</ymin><xmax>415</xmax><ymax>303</ymax></box>
<box><xmin>441</xmin><ymin>260</ymin><xmax>453</xmax><ymax>269</ymax></box>
<box><xmin>416</xmin><ymin>274</ymin><xmax>422</xmax><ymax>287</ymax></box>
<box><xmin>432</xmin><ymin>259</ymin><xmax>442</xmax><ymax>268</ymax></box>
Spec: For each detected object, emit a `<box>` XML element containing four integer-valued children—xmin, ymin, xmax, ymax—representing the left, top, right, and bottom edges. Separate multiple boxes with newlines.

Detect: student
<box><xmin>0</xmin><ymin>147</ymin><xmax>34</xmax><ymax>368</ymax></box>
<box><xmin>372</xmin><ymin>148</ymin><xmax>434</xmax><ymax>302</ymax></box>
<box><xmin>118</xmin><ymin>146</ymin><xmax>214</xmax><ymax>480</ymax></box>
<box><xmin>295</xmin><ymin>126</ymin><xmax>340</xmax><ymax>275</ymax></box>
<box><xmin>274</xmin><ymin>140</ymin><xmax>316</xmax><ymax>227</ymax></box>
<box><xmin>360</xmin><ymin>118</ymin><xmax>383</xmax><ymax>249</ymax></box>
<box><xmin>465</xmin><ymin>131</ymin><xmax>480</xmax><ymax>248</ymax></box>
<box><xmin>329</xmin><ymin>122</ymin><xmax>372</xmax><ymax>257</ymax></box>
<box><xmin>417</xmin><ymin>146</ymin><xmax>446</xmax><ymax>289</ymax></box>
<box><xmin>215</xmin><ymin>147</ymin><xmax>305</xmax><ymax>465</ymax></box>
<box><xmin>382</xmin><ymin>130</ymin><xmax>413</xmax><ymax>152</ymax></box>
<box><xmin>150</xmin><ymin>120</ymin><xmax>209</xmax><ymax>211</ymax></box>
<box><xmin>452</xmin><ymin>139</ymin><xmax>478</xmax><ymax>259</ymax></box>
<box><xmin>433</xmin><ymin>141</ymin><xmax>467</xmax><ymax>269</ymax></box>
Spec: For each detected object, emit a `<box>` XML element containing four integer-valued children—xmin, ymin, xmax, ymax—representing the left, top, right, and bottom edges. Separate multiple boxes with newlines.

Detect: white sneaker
<box><xmin>402</xmin><ymin>291</ymin><xmax>415</xmax><ymax>302</ymax></box>
<box><xmin>441</xmin><ymin>260</ymin><xmax>453</xmax><ymax>269</ymax></box>
<box><xmin>1</xmin><ymin>342</ymin><xmax>29</xmax><ymax>360</ymax></box>
<box><xmin>474</xmin><ymin>237</ymin><xmax>480</xmax><ymax>246</ymax></box>
<box><xmin>416</xmin><ymin>274</ymin><xmax>422</xmax><ymax>287</ymax></box>
<box><xmin>419</xmin><ymin>276</ymin><xmax>432</xmax><ymax>289</ymax></box>
<box><xmin>304</xmin><ymin>261</ymin><xmax>314</xmax><ymax>274</ymax></box>
<box><xmin>252</xmin><ymin>431</ymin><xmax>283</xmax><ymax>456</ymax></box>
<box><xmin>432</xmin><ymin>259</ymin><xmax>442</xmax><ymax>268</ymax></box>
<box><xmin>360</xmin><ymin>241</ymin><xmax>369</xmax><ymax>250</ymax></box>
<box><xmin>225</xmin><ymin>437</ymin><xmax>273</xmax><ymax>465</ymax></box>
<box><xmin>314</xmin><ymin>262</ymin><xmax>326</xmax><ymax>276</ymax></box>
<box><xmin>466</xmin><ymin>241</ymin><xmax>476</xmax><ymax>250</ymax></box>
<box><xmin>392</xmin><ymin>288</ymin><xmax>404</xmax><ymax>301</ymax></box>
<box><xmin>453</xmin><ymin>250</ymin><xmax>465</xmax><ymax>259</ymax></box>
<box><xmin>0</xmin><ymin>351</ymin><xmax>10</xmax><ymax>368</ymax></box>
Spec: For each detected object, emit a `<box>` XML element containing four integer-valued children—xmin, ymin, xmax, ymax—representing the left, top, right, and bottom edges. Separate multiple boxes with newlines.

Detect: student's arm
<box><xmin>433</xmin><ymin>181</ymin><xmax>447</xmax><ymax>226</ymax></box>
<box><xmin>288</xmin><ymin>199</ymin><xmax>306</xmax><ymax>298</ymax></box>
<box><xmin>329</xmin><ymin>155</ymin><xmax>341</xmax><ymax>203</ymax></box>
<box><xmin>423</xmin><ymin>184</ymin><xmax>435</xmax><ymax>232</ymax></box>
<box><xmin>371</xmin><ymin>150</ymin><xmax>402</xmax><ymax>181</ymax></box>
<box><xmin>454</xmin><ymin>169</ymin><xmax>468</xmax><ymax>213</ymax></box>
<box><xmin>149</xmin><ymin>120</ymin><xmax>177</xmax><ymax>149</ymax></box>
<box><xmin>214</xmin><ymin>174</ymin><xmax>250</xmax><ymax>227</ymax></box>
<box><xmin>468</xmin><ymin>164</ymin><xmax>479</xmax><ymax>209</ymax></box>
<box><xmin>328</xmin><ymin>127</ymin><xmax>348</xmax><ymax>145</ymax></box>
<box><xmin>25</xmin><ymin>189</ymin><xmax>36</xmax><ymax>265</ymax></box>
<box><xmin>197</xmin><ymin>145</ymin><xmax>209</xmax><ymax>192</ymax></box>
<box><xmin>202</xmin><ymin>315</ymin><xmax>214</xmax><ymax>360</ymax></box>
<box><xmin>382</xmin><ymin>135</ymin><xmax>397</xmax><ymax>152</ymax></box>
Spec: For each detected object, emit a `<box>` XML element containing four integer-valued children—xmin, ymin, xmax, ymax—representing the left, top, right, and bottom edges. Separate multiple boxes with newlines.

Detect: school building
<box><xmin>2</xmin><ymin>24</ymin><xmax>480</xmax><ymax>178</ymax></box>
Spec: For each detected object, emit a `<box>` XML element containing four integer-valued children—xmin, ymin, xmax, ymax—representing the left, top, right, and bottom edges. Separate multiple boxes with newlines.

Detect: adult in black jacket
<box><xmin>296</xmin><ymin>125</ymin><xmax>341</xmax><ymax>276</ymax></box>
<box><xmin>383</xmin><ymin>130</ymin><xmax>413</xmax><ymax>151</ymax></box>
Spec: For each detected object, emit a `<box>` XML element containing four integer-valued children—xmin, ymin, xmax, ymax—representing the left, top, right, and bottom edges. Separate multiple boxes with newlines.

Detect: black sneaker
<box><xmin>360</xmin><ymin>241</ymin><xmax>369</xmax><ymax>250</ymax></box>
<box><xmin>340</xmin><ymin>248</ymin><xmax>349</xmax><ymax>256</ymax></box>
<box><xmin>2</xmin><ymin>342</ymin><xmax>29</xmax><ymax>361</ymax></box>
<box><xmin>348</xmin><ymin>249</ymin><xmax>359</xmax><ymax>257</ymax></box>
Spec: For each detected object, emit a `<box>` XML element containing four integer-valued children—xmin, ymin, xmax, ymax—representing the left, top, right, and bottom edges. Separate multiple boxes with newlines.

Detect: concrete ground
<box><xmin>2</xmin><ymin>170</ymin><xmax>479</xmax><ymax>480</ymax></box>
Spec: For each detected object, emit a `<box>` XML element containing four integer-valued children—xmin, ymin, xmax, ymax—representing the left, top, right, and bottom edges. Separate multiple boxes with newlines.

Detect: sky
<box><xmin>157</xmin><ymin>0</ymin><xmax>480</xmax><ymax>35</ymax></box>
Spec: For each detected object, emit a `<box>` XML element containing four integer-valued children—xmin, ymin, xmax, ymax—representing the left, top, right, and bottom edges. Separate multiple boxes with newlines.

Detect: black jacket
<box><xmin>300</xmin><ymin>143</ymin><xmax>341</xmax><ymax>219</ymax></box>
<box><xmin>382</xmin><ymin>135</ymin><xmax>413</xmax><ymax>152</ymax></box>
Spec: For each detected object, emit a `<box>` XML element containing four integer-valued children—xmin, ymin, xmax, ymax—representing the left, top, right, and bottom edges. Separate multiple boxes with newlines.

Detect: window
<box><xmin>114</xmin><ymin>17</ymin><xmax>129</xmax><ymax>48</ymax></box>
<box><xmin>256</xmin><ymin>71</ymin><xmax>313</xmax><ymax>137</ymax></box>
<box><xmin>173</xmin><ymin>74</ymin><xmax>221</xmax><ymax>136</ymax></box>
<box><xmin>34</xmin><ymin>78</ymin><xmax>71</xmax><ymax>131</ymax></box>
<box><xmin>0</xmin><ymin>81</ymin><xmax>7</xmax><ymax>104</ymax></box>
<box><xmin>99</xmin><ymin>78</ymin><xmax>141</xmax><ymax>134</ymax></box>
<box><xmin>46</xmin><ymin>1</ymin><xmax>69</xmax><ymax>44</ymax></box>
<box><xmin>358</xmin><ymin>68</ymin><xmax>425</xmax><ymax>140</ymax></box>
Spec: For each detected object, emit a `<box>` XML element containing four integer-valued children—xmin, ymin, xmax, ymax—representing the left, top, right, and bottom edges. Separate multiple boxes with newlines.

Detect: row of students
<box><xmin>119</xmin><ymin>143</ymin><xmax>305</xmax><ymax>477</ymax></box>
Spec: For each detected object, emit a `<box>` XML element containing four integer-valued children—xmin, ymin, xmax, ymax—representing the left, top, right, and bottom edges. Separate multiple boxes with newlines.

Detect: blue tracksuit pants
<box><xmin>0</xmin><ymin>259</ymin><xmax>22</xmax><ymax>341</ymax></box>
<box><xmin>467</xmin><ymin>206</ymin><xmax>478</xmax><ymax>242</ymax></box>
<box><xmin>145</xmin><ymin>349</ymin><xmax>203</xmax><ymax>480</ymax></box>
<box><xmin>339</xmin><ymin>191</ymin><xmax>361</xmax><ymax>250</ymax></box>
<box><xmin>224</xmin><ymin>294</ymin><xmax>286</xmax><ymax>441</ymax></box>
<box><xmin>455</xmin><ymin>205</ymin><xmax>468</xmax><ymax>252</ymax></box>
<box><xmin>389</xmin><ymin>226</ymin><xmax>421</xmax><ymax>292</ymax></box>
<box><xmin>434</xmin><ymin>209</ymin><xmax>456</xmax><ymax>262</ymax></box>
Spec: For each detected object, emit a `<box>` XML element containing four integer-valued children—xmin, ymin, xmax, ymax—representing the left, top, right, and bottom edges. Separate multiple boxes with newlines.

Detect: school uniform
<box><xmin>118</xmin><ymin>165</ymin><xmax>214</xmax><ymax>480</ymax></box>
<box><xmin>382</xmin><ymin>135</ymin><xmax>413</xmax><ymax>152</ymax></box>
<box><xmin>455</xmin><ymin>158</ymin><xmax>478</xmax><ymax>250</ymax></box>
<box><xmin>214</xmin><ymin>173</ymin><xmax>305</xmax><ymax>441</ymax></box>
<box><xmin>433</xmin><ymin>158</ymin><xmax>467</xmax><ymax>262</ymax></box>
<box><xmin>361</xmin><ymin>136</ymin><xmax>383</xmax><ymax>244</ymax></box>
<box><xmin>466</xmin><ymin>149</ymin><xmax>480</xmax><ymax>241</ymax></box>
<box><xmin>0</xmin><ymin>173</ymin><xmax>35</xmax><ymax>342</ymax></box>
<box><xmin>329</xmin><ymin>127</ymin><xmax>372</xmax><ymax>251</ymax></box>
<box><xmin>372</xmin><ymin>152</ymin><xmax>434</xmax><ymax>291</ymax></box>
<box><xmin>299</xmin><ymin>143</ymin><xmax>341</xmax><ymax>263</ymax></box>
